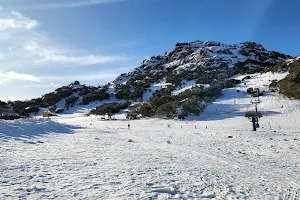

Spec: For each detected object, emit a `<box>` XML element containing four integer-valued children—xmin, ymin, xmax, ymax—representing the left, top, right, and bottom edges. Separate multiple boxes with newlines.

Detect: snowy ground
<box><xmin>1</xmin><ymin>72</ymin><xmax>300</xmax><ymax>199</ymax></box>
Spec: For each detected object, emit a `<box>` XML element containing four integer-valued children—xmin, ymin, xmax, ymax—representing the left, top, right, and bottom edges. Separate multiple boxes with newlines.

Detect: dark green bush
<box><xmin>126</xmin><ymin>102</ymin><xmax>154</xmax><ymax>119</ymax></box>
<box><xmin>247</xmin><ymin>88</ymin><xmax>254</xmax><ymax>94</ymax></box>
<box><xmin>42</xmin><ymin>88</ymin><xmax>73</xmax><ymax>106</ymax></box>
<box><xmin>224</xmin><ymin>79</ymin><xmax>242</xmax><ymax>88</ymax></box>
<box><xmin>11</xmin><ymin>100</ymin><xmax>40</xmax><ymax>116</ymax></box>
<box><xmin>278</xmin><ymin>59</ymin><xmax>300</xmax><ymax>99</ymax></box>
<box><xmin>242</xmin><ymin>76</ymin><xmax>251</xmax><ymax>81</ymax></box>
<box><xmin>55</xmin><ymin>108</ymin><xmax>65</xmax><ymax>113</ymax></box>
<box><xmin>239</xmin><ymin>49</ymin><xmax>250</xmax><ymax>56</ymax></box>
<box><xmin>115</xmin><ymin>84</ymin><xmax>131</xmax><ymax>100</ymax></box>
<box><xmin>0</xmin><ymin>100</ymin><xmax>8</xmax><ymax>108</ymax></box>
<box><xmin>265</xmin><ymin>62</ymin><xmax>288</xmax><ymax>73</ymax></box>
<box><xmin>65</xmin><ymin>96</ymin><xmax>79</xmax><ymax>108</ymax></box>
<box><xmin>247</xmin><ymin>87</ymin><xmax>263</xmax><ymax>97</ymax></box>
<box><xmin>181</xmin><ymin>96</ymin><xmax>206</xmax><ymax>116</ymax></box>
<box><xmin>90</xmin><ymin>102</ymin><xmax>131</xmax><ymax>115</ymax></box>
<box><xmin>150</xmin><ymin>94</ymin><xmax>175</xmax><ymax>110</ymax></box>
<box><xmin>73</xmin><ymin>80</ymin><xmax>80</xmax><ymax>85</ymax></box>
<box><xmin>156</xmin><ymin>101</ymin><xmax>177</xmax><ymax>118</ymax></box>
<box><xmin>269</xmin><ymin>80</ymin><xmax>279</xmax><ymax>92</ymax></box>
<box><xmin>82</xmin><ymin>92</ymin><xmax>110</xmax><ymax>105</ymax></box>
<box><xmin>78</xmin><ymin>88</ymin><xmax>91</xmax><ymax>96</ymax></box>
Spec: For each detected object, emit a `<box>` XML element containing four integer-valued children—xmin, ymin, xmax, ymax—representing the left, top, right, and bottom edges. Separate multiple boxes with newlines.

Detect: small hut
<box><xmin>42</xmin><ymin>111</ymin><xmax>49</xmax><ymax>118</ymax></box>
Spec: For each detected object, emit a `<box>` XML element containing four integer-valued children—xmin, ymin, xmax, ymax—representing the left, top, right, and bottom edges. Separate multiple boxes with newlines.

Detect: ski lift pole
<box><xmin>252</xmin><ymin>117</ymin><xmax>256</xmax><ymax>131</ymax></box>
<box><xmin>255</xmin><ymin>103</ymin><xmax>258</xmax><ymax>113</ymax></box>
<box><xmin>255</xmin><ymin>102</ymin><xmax>259</xmax><ymax>127</ymax></box>
<box><xmin>245</xmin><ymin>111</ymin><xmax>262</xmax><ymax>131</ymax></box>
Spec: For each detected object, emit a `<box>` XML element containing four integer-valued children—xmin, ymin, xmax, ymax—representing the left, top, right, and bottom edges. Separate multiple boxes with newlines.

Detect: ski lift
<box><xmin>251</xmin><ymin>99</ymin><xmax>261</xmax><ymax>104</ymax></box>
<box><xmin>245</xmin><ymin>111</ymin><xmax>263</xmax><ymax>131</ymax></box>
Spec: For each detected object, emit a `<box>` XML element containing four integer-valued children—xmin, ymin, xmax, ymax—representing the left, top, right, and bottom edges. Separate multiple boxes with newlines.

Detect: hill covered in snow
<box><xmin>1</xmin><ymin>71</ymin><xmax>300</xmax><ymax>199</ymax></box>
<box><xmin>3</xmin><ymin>40</ymin><xmax>296</xmax><ymax>118</ymax></box>
<box><xmin>274</xmin><ymin>57</ymin><xmax>300</xmax><ymax>98</ymax></box>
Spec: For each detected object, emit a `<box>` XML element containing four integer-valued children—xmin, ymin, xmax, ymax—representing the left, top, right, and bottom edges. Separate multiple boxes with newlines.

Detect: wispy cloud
<box><xmin>0</xmin><ymin>11</ymin><xmax>38</xmax><ymax>31</ymax></box>
<box><xmin>39</xmin><ymin>72</ymin><xmax>120</xmax><ymax>82</ymax></box>
<box><xmin>20</xmin><ymin>0</ymin><xmax>126</xmax><ymax>9</ymax></box>
<box><xmin>0</xmin><ymin>9</ymin><xmax>133</xmax><ymax>101</ymax></box>
<box><xmin>23</xmin><ymin>40</ymin><xmax>129</xmax><ymax>67</ymax></box>
<box><xmin>0</xmin><ymin>11</ymin><xmax>129</xmax><ymax>70</ymax></box>
<box><xmin>21</xmin><ymin>82</ymin><xmax>61</xmax><ymax>89</ymax></box>
<box><xmin>0</xmin><ymin>71</ymin><xmax>40</xmax><ymax>83</ymax></box>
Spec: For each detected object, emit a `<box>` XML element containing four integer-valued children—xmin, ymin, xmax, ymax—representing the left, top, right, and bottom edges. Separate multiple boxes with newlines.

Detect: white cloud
<box><xmin>38</xmin><ymin>54</ymin><xmax>126</xmax><ymax>65</ymax></box>
<box><xmin>0</xmin><ymin>71</ymin><xmax>40</xmax><ymax>83</ymax></box>
<box><xmin>39</xmin><ymin>72</ymin><xmax>120</xmax><ymax>82</ymax></box>
<box><xmin>21</xmin><ymin>82</ymin><xmax>61</xmax><ymax>89</ymax></box>
<box><xmin>0</xmin><ymin>10</ymin><xmax>133</xmax><ymax>101</ymax></box>
<box><xmin>0</xmin><ymin>11</ymin><xmax>38</xmax><ymax>31</ymax></box>
<box><xmin>22</xmin><ymin>40</ymin><xmax>128</xmax><ymax>66</ymax></box>
<box><xmin>0</xmin><ymin>10</ymin><xmax>129</xmax><ymax>70</ymax></box>
<box><xmin>27</xmin><ymin>0</ymin><xmax>126</xmax><ymax>9</ymax></box>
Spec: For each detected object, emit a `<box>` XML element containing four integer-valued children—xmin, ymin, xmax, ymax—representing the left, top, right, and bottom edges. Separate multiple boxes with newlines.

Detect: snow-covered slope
<box><xmin>194</xmin><ymin>72</ymin><xmax>300</xmax><ymax>128</ymax></box>
<box><xmin>109</xmin><ymin>41</ymin><xmax>291</xmax><ymax>115</ymax></box>
<box><xmin>1</xmin><ymin>72</ymin><xmax>300</xmax><ymax>199</ymax></box>
<box><xmin>5</xmin><ymin>41</ymin><xmax>293</xmax><ymax>118</ymax></box>
<box><xmin>114</xmin><ymin>41</ymin><xmax>289</xmax><ymax>84</ymax></box>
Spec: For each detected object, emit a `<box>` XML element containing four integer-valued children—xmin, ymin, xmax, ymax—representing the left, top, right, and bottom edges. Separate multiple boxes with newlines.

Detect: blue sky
<box><xmin>0</xmin><ymin>0</ymin><xmax>300</xmax><ymax>101</ymax></box>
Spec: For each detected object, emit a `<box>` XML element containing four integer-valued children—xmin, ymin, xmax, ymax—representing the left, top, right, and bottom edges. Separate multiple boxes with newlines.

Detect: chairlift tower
<box><xmin>251</xmin><ymin>99</ymin><xmax>260</xmax><ymax>112</ymax></box>
<box><xmin>250</xmin><ymin>88</ymin><xmax>261</xmax><ymax>128</ymax></box>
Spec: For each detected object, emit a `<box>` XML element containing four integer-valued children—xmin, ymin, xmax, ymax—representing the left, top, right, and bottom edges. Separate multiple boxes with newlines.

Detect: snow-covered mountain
<box><xmin>114</xmin><ymin>41</ymin><xmax>289</xmax><ymax>85</ymax></box>
<box><xmin>4</xmin><ymin>41</ymin><xmax>294</xmax><ymax>117</ymax></box>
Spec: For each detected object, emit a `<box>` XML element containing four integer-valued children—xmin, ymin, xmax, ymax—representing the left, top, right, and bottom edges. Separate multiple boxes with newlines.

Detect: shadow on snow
<box><xmin>186</xmin><ymin>103</ymin><xmax>281</xmax><ymax>121</ymax></box>
<box><xmin>0</xmin><ymin>118</ymin><xmax>82</xmax><ymax>143</ymax></box>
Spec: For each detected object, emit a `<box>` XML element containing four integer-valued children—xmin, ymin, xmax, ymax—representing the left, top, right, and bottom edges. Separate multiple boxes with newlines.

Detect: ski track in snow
<box><xmin>1</xmin><ymin>72</ymin><xmax>300</xmax><ymax>199</ymax></box>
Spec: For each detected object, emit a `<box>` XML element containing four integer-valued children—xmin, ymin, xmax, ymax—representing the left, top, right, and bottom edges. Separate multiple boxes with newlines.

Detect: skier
<box><xmin>128</xmin><ymin>124</ymin><xmax>130</xmax><ymax>130</ymax></box>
